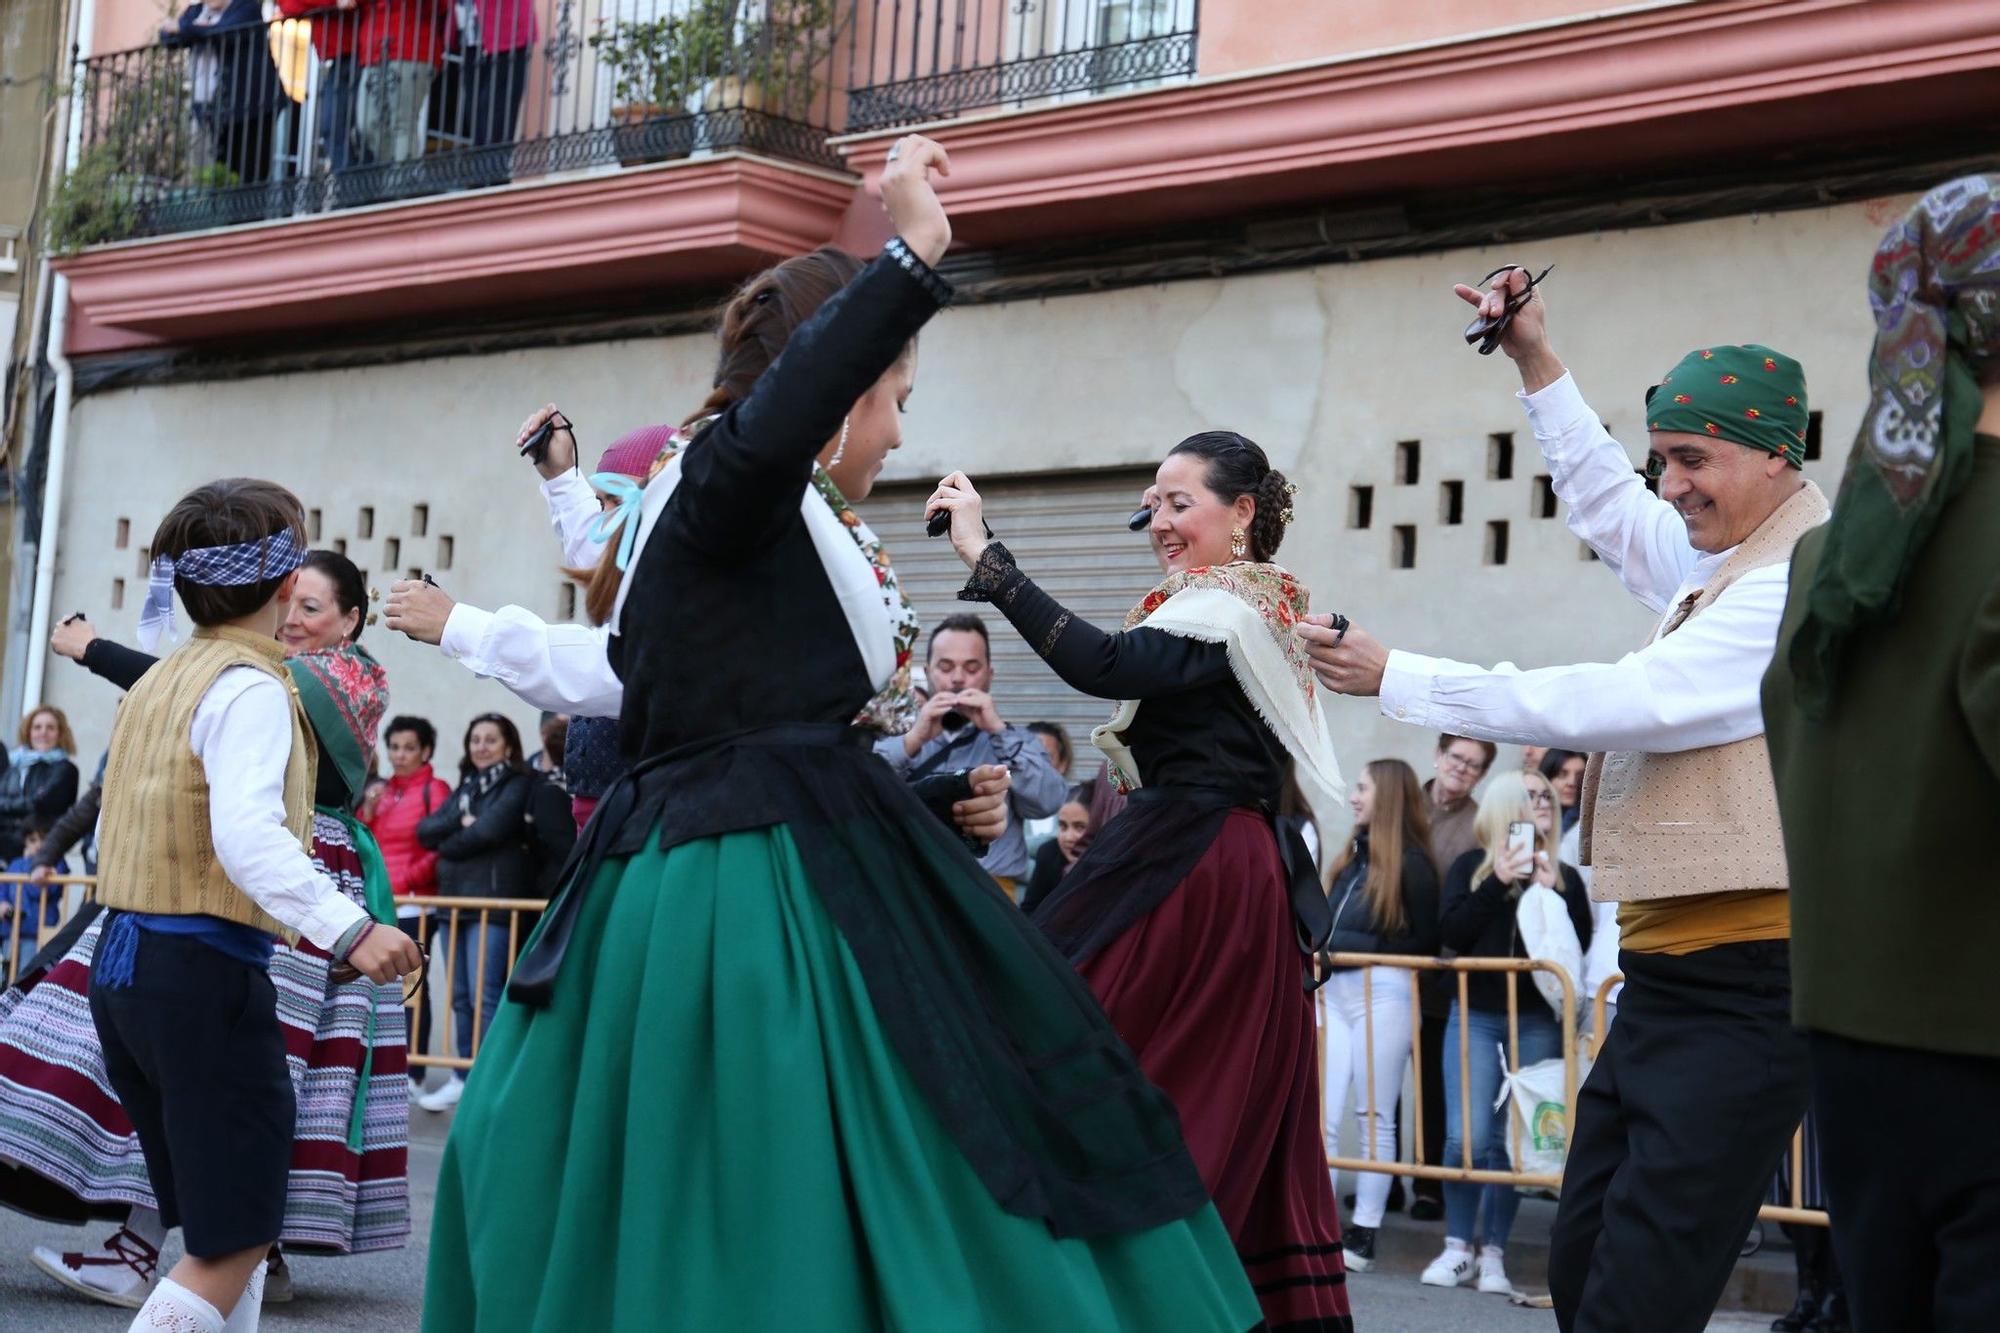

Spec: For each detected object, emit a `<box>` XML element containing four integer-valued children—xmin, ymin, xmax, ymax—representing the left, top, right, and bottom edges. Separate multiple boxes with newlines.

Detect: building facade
<box><xmin>25</xmin><ymin>0</ymin><xmax>2000</xmax><ymax>786</ymax></box>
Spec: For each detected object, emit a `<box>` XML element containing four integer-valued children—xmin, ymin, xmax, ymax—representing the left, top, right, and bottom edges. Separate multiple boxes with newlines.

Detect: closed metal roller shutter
<box><xmin>859</xmin><ymin>470</ymin><xmax>1162</xmax><ymax>779</ymax></box>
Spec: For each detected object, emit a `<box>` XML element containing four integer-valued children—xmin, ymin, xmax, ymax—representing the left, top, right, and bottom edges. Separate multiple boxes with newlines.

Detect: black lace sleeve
<box><xmin>957</xmin><ymin>543</ymin><xmax>1230</xmax><ymax>700</ymax></box>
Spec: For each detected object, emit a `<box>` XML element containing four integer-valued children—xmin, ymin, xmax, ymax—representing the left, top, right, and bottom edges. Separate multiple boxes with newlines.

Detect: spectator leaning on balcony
<box><xmin>448</xmin><ymin>0</ymin><xmax>537</xmax><ymax>187</ymax></box>
<box><xmin>1303</xmin><ymin>267</ymin><xmax>1828</xmax><ymax>1333</ymax></box>
<box><xmin>277</xmin><ymin>0</ymin><xmax>365</xmax><ymax>174</ymax></box>
<box><xmin>160</xmin><ymin>0</ymin><xmax>287</xmax><ymax>187</ymax></box>
<box><xmin>356</xmin><ymin>0</ymin><xmax>445</xmax><ymax>187</ymax></box>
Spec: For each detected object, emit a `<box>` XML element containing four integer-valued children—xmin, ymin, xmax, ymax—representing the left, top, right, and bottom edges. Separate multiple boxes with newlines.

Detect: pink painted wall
<box><xmin>1200</xmin><ymin>0</ymin><xmax>1636</xmax><ymax>77</ymax></box>
<box><xmin>93</xmin><ymin>0</ymin><xmax>181</xmax><ymax>57</ymax></box>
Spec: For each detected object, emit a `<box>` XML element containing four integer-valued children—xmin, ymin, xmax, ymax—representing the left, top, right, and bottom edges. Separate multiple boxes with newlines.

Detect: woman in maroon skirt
<box><xmin>928</xmin><ymin>432</ymin><xmax>1352</xmax><ymax>1332</ymax></box>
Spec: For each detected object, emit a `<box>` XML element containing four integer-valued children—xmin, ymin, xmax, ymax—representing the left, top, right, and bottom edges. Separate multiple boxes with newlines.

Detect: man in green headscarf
<box><xmin>1301</xmin><ymin>269</ymin><xmax>1829</xmax><ymax>1331</ymax></box>
<box><xmin>1762</xmin><ymin>174</ymin><xmax>2000</xmax><ymax>1332</ymax></box>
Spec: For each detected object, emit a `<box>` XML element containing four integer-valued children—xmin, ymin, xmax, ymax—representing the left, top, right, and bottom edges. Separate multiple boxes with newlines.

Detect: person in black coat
<box><xmin>0</xmin><ymin>708</ymin><xmax>81</xmax><ymax>864</ymax></box>
<box><xmin>159</xmin><ymin>0</ymin><xmax>287</xmax><ymax>185</ymax></box>
<box><xmin>415</xmin><ymin>711</ymin><xmax>538</xmax><ymax>1108</ymax></box>
<box><xmin>1317</xmin><ymin>758</ymin><xmax>1440</xmax><ymax>1271</ymax></box>
<box><xmin>1425</xmin><ymin>768</ymin><xmax>1591</xmax><ymax>1294</ymax></box>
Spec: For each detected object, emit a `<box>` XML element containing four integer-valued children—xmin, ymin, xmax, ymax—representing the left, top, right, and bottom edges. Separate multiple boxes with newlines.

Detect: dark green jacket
<box><xmin>1762</xmin><ymin>434</ymin><xmax>2000</xmax><ymax>1058</ymax></box>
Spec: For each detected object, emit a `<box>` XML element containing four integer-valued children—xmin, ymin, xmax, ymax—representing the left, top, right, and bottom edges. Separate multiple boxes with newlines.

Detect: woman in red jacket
<box><xmin>364</xmin><ymin>714</ymin><xmax>453</xmax><ymax>1093</ymax></box>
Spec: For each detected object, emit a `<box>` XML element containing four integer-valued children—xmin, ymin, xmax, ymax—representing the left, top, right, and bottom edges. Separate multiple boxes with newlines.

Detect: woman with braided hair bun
<box><xmin>927</xmin><ymin>430</ymin><xmax>1353</xmax><ymax>1332</ymax></box>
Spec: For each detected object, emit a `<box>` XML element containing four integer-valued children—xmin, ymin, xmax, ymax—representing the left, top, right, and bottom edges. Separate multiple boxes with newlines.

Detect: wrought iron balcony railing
<box><xmin>55</xmin><ymin>0</ymin><xmax>848</xmax><ymax>246</ymax></box>
<box><xmin>843</xmin><ymin>0</ymin><xmax>1197</xmax><ymax>132</ymax></box>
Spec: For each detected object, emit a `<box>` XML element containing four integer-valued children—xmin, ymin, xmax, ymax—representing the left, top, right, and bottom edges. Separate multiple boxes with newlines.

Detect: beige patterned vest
<box><xmin>1579</xmin><ymin>483</ymin><xmax>1828</xmax><ymax>902</ymax></box>
<box><xmin>96</xmin><ymin>625</ymin><xmax>316</xmax><ymax>938</ymax></box>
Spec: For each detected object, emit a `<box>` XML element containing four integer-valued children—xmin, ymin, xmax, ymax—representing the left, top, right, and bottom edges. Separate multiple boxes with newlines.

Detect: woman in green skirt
<box><xmin>422</xmin><ymin>136</ymin><xmax>1262</xmax><ymax>1332</ymax></box>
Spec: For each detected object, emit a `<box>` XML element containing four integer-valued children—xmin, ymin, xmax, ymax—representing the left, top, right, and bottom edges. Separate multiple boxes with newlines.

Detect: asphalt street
<box><xmin>0</xmin><ymin>1110</ymin><xmax>1781</xmax><ymax>1331</ymax></box>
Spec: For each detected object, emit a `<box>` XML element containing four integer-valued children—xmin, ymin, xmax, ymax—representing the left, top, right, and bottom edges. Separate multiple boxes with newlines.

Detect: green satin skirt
<box><xmin>423</xmin><ymin>824</ymin><xmax>1258</xmax><ymax>1331</ymax></box>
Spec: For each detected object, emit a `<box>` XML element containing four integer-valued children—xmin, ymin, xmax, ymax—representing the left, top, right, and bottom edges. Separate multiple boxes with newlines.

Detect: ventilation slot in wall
<box><xmin>383</xmin><ymin>537</ymin><xmax>400</xmax><ymax>570</ymax></box>
<box><xmin>1488</xmin><ymin>432</ymin><xmax>1515</xmax><ymax>481</ymax></box>
<box><xmin>1804</xmin><ymin>410</ymin><xmax>1823</xmax><ymax>462</ymax></box>
<box><xmin>357</xmin><ymin>507</ymin><xmax>375</xmax><ymax>539</ymax></box>
<box><xmin>308</xmin><ymin>509</ymin><xmax>323</xmax><ymax>541</ymax></box>
<box><xmin>411</xmin><ymin>504</ymin><xmax>430</xmax><ymax>537</ymax></box>
<box><xmin>1392</xmin><ymin>525</ymin><xmax>1417</xmax><ymax>570</ymax></box>
<box><xmin>1395</xmin><ymin>440</ymin><xmax>1421</xmax><ymax>485</ymax></box>
<box><xmin>1439</xmin><ymin>480</ymin><xmax>1464</xmax><ymax>526</ymax></box>
<box><xmin>559</xmin><ymin>583</ymin><xmax>578</xmax><ymax>621</ymax></box>
<box><xmin>1347</xmin><ymin>485</ymin><xmax>1374</xmax><ymax>530</ymax></box>
<box><xmin>436</xmin><ymin>535</ymin><xmax>455</xmax><ymax>570</ymax></box>
<box><xmin>1533</xmin><ymin>475</ymin><xmax>1558</xmax><ymax>519</ymax></box>
<box><xmin>111</xmin><ymin>578</ymin><xmax>125</xmax><ymax>610</ymax></box>
<box><xmin>115</xmin><ymin>518</ymin><xmax>130</xmax><ymax>549</ymax></box>
<box><xmin>1485</xmin><ymin>521</ymin><xmax>1510</xmax><ymax>566</ymax></box>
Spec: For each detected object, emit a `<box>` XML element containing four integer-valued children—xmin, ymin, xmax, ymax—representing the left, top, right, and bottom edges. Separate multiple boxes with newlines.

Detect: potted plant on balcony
<box><xmin>698</xmin><ymin>0</ymin><xmax>833</xmax><ymax>154</ymax></box>
<box><xmin>589</xmin><ymin>0</ymin><xmax>740</xmax><ymax>166</ymax></box>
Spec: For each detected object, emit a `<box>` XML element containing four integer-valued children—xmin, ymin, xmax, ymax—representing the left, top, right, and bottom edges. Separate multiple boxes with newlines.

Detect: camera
<box><xmin>907</xmin><ymin>768</ymin><xmax>990</xmax><ymax>860</ymax></box>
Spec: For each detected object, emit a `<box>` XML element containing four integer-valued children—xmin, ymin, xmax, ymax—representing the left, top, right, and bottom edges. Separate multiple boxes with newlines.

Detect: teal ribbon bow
<box><xmin>586</xmin><ymin>473</ymin><xmax>646</xmax><ymax>571</ymax></box>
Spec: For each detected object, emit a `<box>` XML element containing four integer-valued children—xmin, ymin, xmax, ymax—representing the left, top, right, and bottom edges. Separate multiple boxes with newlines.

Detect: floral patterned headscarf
<box><xmin>1786</xmin><ymin>175</ymin><xmax>2000</xmax><ymax>717</ymax></box>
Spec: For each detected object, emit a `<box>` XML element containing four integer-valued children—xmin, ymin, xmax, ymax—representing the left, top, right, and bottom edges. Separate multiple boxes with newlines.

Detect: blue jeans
<box><xmin>316</xmin><ymin>56</ymin><xmax>363</xmax><ymax>172</ymax></box>
<box><xmin>447</xmin><ymin>918</ymin><xmax>511</xmax><ymax>1066</ymax></box>
<box><xmin>1441</xmin><ymin>1000</ymin><xmax>1563</xmax><ymax>1248</ymax></box>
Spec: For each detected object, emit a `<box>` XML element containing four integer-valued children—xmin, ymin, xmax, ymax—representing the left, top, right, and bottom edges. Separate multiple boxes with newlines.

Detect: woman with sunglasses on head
<box><xmin>2</xmin><ymin>550</ymin><xmax>411</xmax><ymax>1308</ymax></box>
<box><xmin>413</xmin><ymin>712</ymin><xmax>538</xmax><ymax>1114</ymax></box>
<box><xmin>1423</xmin><ymin>768</ymin><xmax>1591</xmax><ymax>1298</ymax></box>
<box><xmin>420</xmin><ymin>136</ymin><xmax>1258</xmax><ymax>1332</ymax></box>
<box><xmin>925</xmin><ymin>432</ymin><xmax>1353</xmax><ymax>1332</ymax></box>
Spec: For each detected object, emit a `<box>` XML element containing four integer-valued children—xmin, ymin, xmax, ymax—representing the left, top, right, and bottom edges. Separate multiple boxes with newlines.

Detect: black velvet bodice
<box><xmin>958</xmin><ymin>542</ymin><xmax>1288</xmax><ymax>802</ymax></box>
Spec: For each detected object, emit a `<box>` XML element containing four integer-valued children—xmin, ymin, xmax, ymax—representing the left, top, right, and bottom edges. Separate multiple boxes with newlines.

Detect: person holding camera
<box><xmin>1428</xmin><ymin>769</ymin><xmax>1590</xmax><ymax>1298</ymax></box>
<box><xmin>421</xmin><ymin>134</ymin><xmax>1258</xmax><ymax>1330</ymax></box>
<box><xmin>872</xmin><ymin>614</ymin><xmax>1065</xmax><ymax>896</ymax></box>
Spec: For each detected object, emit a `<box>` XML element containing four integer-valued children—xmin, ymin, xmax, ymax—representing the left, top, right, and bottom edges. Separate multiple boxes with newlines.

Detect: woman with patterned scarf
<box><xmin>926</xmin><ymin>432</ymin><xmax>1353</xmax><ymax>1332</ymax></box>
<box><xmin>0</xmin><ymin>550</ymin><xmax>409</xmax><ymax>1309</ymax></box>
<box><xmin>421</xmin><ymin>136</ymin><xmax>1259</xmax><ymax>1331</ymax></box>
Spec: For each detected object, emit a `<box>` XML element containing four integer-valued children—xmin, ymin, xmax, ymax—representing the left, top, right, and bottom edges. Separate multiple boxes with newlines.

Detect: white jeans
<box><xmin>1319</xmin><ymin>966</ymin><xmax>1416</xmax><ymax>1228</ymax></box>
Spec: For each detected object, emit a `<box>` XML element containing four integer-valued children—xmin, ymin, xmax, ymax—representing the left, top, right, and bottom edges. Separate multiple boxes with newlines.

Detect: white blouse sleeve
<box><xmin>540</xmin><ymin>469</ymin><xmax>608</xmax><ymax>569</ymax></box>
<box><xmin>439</xmin><ymin>602</ymin><xmax>624</xmax><ymax>718</ymax></box>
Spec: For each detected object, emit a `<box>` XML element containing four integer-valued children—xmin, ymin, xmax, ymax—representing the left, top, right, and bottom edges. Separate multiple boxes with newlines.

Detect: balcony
<box><xmin>843</xmin><ymin>0</ymin><xmax>1197</xmax><ymax>132</ymax></box>
<box><xmin>56</xmin><ymin>0</ymin><xmax>849</xmax><ymax>247</ymax></box>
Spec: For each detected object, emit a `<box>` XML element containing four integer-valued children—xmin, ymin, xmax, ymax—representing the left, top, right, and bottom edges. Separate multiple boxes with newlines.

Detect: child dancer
<box><xmin>87</xmin><ymin>479</ymin><xmax>419</xmax><ymax>1333</ymax></box>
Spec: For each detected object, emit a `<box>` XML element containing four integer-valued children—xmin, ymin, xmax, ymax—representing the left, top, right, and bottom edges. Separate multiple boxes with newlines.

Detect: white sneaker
<box><xmin>1419</xmin><ymin>1243</ymin><xmax>1476</xmax><ymax>1289</ymax></box>
<box><xmin>1476</xmin><ymin>1246</ymin><xmax>1514</xmax><ymax>1295</ymax></box>
<box><xmin>30</xmin><ymin>1227</ymin><xmax>159</xmax><ymax>1309</ymax></box>
<box><xmin>417</xmin><ymin>1076</ymin><xmax>465</xmax><ymax>1112</ymax></box>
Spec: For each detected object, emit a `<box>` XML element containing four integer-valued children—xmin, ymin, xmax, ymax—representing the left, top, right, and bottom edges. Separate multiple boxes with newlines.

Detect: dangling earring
<box><xmin>831</xmin><ymin>417</ymin><xmax>850</xmax><ymax>467</ymax></box>
<box><xmin>1230</xmin><ymin>526</ymin><xmax>1248</xmax><ymax>560</ymax></box>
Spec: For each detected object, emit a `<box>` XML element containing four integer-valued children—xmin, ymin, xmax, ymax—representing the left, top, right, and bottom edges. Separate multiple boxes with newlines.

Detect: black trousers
<box><xmin>89</xmin><ymin>928</ymin><xmax>294</xmax><ymax>1258</ymax></box>
<box><xmin>1811</xmin><ymin>1030</ymin><xmax>2000</xmax><ymax>1331</ymax></box>
<box><xmin>1413</xmin><ymin>1005</ymin><xmax>1448</xmax><ymax>1201</ymax></box>
<box><xmin>1549</xmin><ymin>941</ymin><xmax>1809</xmax><ymax>1332</ymax></box>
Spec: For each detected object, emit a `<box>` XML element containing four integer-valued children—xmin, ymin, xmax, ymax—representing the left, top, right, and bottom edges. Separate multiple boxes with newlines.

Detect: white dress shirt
<box><xmin>1377</xmin><ymin>371</ymin><xmax>1793</xmax><ymax>755</ymax></box>
<box><xmin>430</xmin><ymin>467</ymin><xmax>623</xmax><ymax>718</ymax></box>
<box><xmin>439</xmin><ymin>604</ymin><xmax>622</xmax><ymax>718</ymax></box>
<box><xmin>541</xmin><ymin>469</ymin><xmax>607</xmax><ymax>569</ymax></box>
<box><xmin>188</xmin><ymin>667</ymin><xmax>368</xmax><ymax>951</ymax></box>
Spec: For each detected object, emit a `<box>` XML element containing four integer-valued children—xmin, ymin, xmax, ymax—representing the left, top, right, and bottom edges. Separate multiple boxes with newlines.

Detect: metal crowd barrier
<box><xmin>0</xmin><ymin>874</ymin><xmax>544</xmax><ymax>1073</ymax></box>
<box><xmin>393</xmin><ymin>894</ymin><xmax>548</xmax><ymax>1072</ymax></box>
<box><xmin>1319</xmin><ymin>953</ymin><xmax>1829</xmax><ymax>1227</ymax></box>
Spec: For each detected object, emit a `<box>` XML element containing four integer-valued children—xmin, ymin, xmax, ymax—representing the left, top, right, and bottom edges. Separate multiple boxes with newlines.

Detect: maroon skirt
<box><xmin>1076</xmin><ymin>808</ymin><xmax>1350</xmax><ymax>1331</ymax></box>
